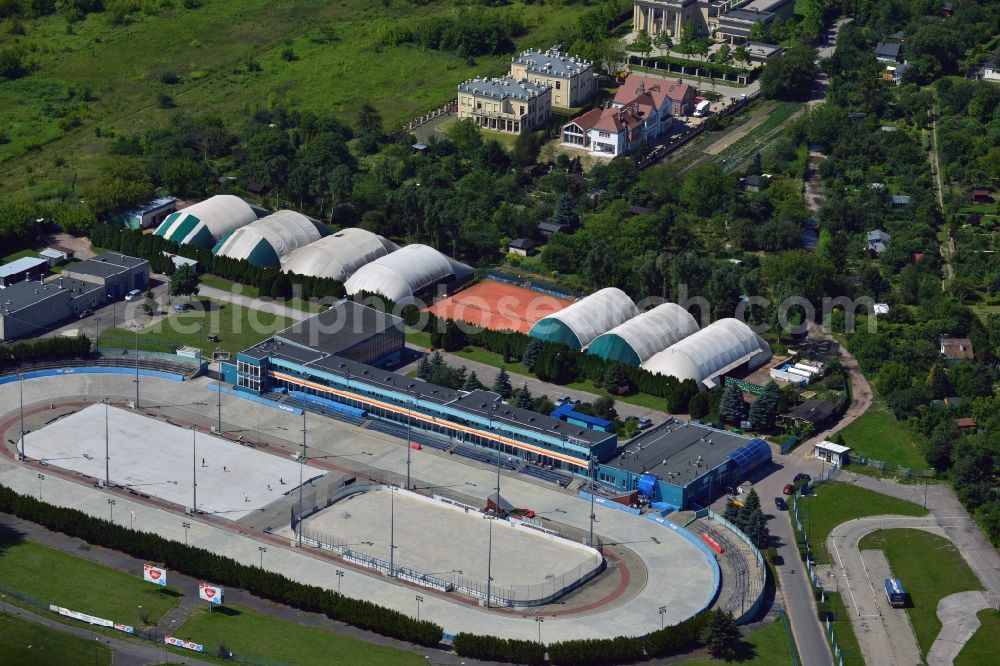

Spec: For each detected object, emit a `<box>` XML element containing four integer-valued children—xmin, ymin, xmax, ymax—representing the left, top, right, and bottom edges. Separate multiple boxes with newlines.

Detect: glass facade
<box><xmin>266</xmin><ymin>361</ymin><xmax>603</xmax><ymax>472</ymax></box>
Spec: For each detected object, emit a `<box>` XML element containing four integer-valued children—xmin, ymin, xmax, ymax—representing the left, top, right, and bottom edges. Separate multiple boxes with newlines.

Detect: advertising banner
<box><xmin>49</xmin><ymin>605</ymin><xmax>113</xmax><ymax>628</ymax></box>
<box><xmin>198</xmin><ymin>582</ymin><xmax>224</xmax><ymax>605</ymax></box>
<box><xmin>113</xmin><ymin>622</ymin><xmax>136</xmax><ymax>634</ymax></box>
<box><xmin>165</xmin><ymin>636</ymin><xmax>205</xmax><ymax>653</ymax></box>
<box><xmin>143</xmin><ymin>563</ymin><xmax>167</xmax><ymax>587</ymax></box>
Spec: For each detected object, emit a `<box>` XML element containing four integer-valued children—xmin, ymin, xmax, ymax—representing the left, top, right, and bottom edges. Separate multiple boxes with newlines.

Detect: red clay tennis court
<box><xmin>428</xmin><ymin>279</ymin><xmax>573</xmax><ymax>334</ymax></box>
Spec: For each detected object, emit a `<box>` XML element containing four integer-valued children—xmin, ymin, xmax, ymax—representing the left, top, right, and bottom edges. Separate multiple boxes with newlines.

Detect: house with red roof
<box><xmin>560</xmin><ymin>74</ymin><xmax>695</xmax><ymax>157</ymax></box>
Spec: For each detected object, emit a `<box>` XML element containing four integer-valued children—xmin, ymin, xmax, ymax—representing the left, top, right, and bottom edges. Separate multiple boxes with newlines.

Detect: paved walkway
<box><xmin>927</xmin><ymin>590</ymin><xmax>991</xmax><ymax>665</ymax></box>
<box><xmin>832</xmin><ymin>471</ymin><xmax>1000</xmax><ymax>607</ymax></box>
<box><xmin>196</xmin><ymin>284</ymin><xmax>310</xmax><ymax>322</ymax></box>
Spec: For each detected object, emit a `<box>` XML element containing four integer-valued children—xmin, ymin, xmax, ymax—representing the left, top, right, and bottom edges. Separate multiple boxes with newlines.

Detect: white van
<box><xmin>125</xmin><ymin>289</ymin><xmax>142</xmax><ymax>301</ymax></box>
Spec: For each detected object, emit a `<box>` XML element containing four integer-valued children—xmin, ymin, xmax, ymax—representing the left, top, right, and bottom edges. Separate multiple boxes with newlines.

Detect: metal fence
<box><xmin>846</xmin><ymin>453</ymin><xmax>939</xmax><ymax>479</ymax></box>
<box><xmin>295</xmin><ymin>483</ymin><xmax>605</xmax><ymax>607</ymax></box>
<box><xmin>705</xmin><ymin>510</ymin><xmax>767</xmax><ymax>624</ymax></box>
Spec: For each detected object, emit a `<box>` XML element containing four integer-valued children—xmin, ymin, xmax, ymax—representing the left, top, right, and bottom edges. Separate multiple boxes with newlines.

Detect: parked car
<box><xmin>556</xmin><ymin>396</ymin><xmax>572</xmax><ymax>405</ymax></box>
<box><xmin>782</xmin><ymin>483</ymin><xmax>795</xmax><ymax>496</ymax></box>
<box><xmin>638</xmin><ymin>417</ymin><xmax>653</xmax><ymax>430</ymax></box>
<box><xmin>78</xmin><ymin>309</ymin><xmax>92</xmax><ymax>319</ymax></box>
<box><xmin>124</xmin><ymin>289</ymin><xmax>142</xmax><ymax>302</ymax></box>
<box><xmin>793</xmin><ymin>473</ymin><xmax>812</xmax><ymax>485</ymax></box>
<box><xmin>173</xmin><ymin>303</ymin><xmax>190</xmax><ymax>313</ymax></box>
<box><xmin>774</xmin><ymin>497</ymin><xmax>787</xmax><ymax>511</ymax></box>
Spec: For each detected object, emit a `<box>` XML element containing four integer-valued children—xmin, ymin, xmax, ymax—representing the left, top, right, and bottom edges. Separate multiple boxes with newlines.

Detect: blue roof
<box><xmin>550</xmin><ymin>402</ymin><xmax>613</xmax><ymax>428</ymax></box>
<box><xmin>727</xmin><ymin>438</ymin><xmax>771</xmax><ymax>476</ymax></box>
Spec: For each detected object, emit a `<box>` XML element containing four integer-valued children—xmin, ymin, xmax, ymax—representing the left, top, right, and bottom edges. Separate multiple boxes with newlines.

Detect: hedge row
<box><xmin>0</xmin><ymin>335</ymin><xmax>92</xmax><ymax>371</ymax></box>
<box><xmin>453</xmin><ymin>611</ymin><xmax>713</xmax><ymax>665</ymax></box>
<box><xmin>453</xmin><ymin>633</ymin><xmax>545</xmax><ymax>664</ymax></box>
<box><xmin>0</xmin><ymin>484</ymin><xmax>442</xmax><ymax>647</ymax></box>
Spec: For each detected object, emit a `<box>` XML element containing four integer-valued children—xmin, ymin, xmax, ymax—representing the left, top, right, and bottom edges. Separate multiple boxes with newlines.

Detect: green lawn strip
<box><xmin>0</xmin><ymin>611</ymin><xmax>112</xmax><ymax>666</ymax></box>
<box><xmin>0</xmin><ymin>540</ymin><xmax>179</xmax><ymax>626</ymax></box>
<box><xmin>176</xmin><ymin>604</ymin><xmax>426</xmax><ymax>666</ymax></box>
<box><xmin>197</xmin><ymin>274</ymin><xmax>321</xmax><ymax>313</ymax></box>
<box><xmin>858</xmin><ymin>529</ymin><xmax>983</xmax><ymax>658</ymax></box>
<box><xmin>98</xmin><ymin>297</ymin><xmax>292</xmax><ymax>358</ymax></box>
<box><xmin>955</xmin><ymin>608</ymin><xmax>1000</xmax><ymax>666</ymax></box>
<box><xmin>791</xmin><ymin>482</ymin><xmax>927</xmax><ymax>565</ymax></box>
<box><xmin>405</xmin><ymin>329</ymin><xmax>432</xmax><ymax>349</ymax></box>
<box><xmin>678</xmin><ymin>619</ymin><xmax>795</xmax><ymax>665</ymax></box>
<box><xmin>815</xmin><ymin>591</ymin><xmax>864</xmax><ymax>666</ymax></box>
<box><xmin>835</xmin><ymin>403</ymin><xmax>927</xmax><ymax>469</ymax></box>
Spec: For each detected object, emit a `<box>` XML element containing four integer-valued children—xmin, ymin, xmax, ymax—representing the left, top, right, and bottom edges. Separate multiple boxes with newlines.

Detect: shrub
<box><xmin>548</xmin><ymin>636</ymin><xmax>644</xmax><ymax>665</ymax></box>
<box><xmin>453</xmin><ymin>633</ymin><xmax>545</xmax><ymax>664</ymax></box>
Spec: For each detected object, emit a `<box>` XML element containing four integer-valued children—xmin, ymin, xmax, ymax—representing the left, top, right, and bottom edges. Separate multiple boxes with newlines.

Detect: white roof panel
<box><xmin>282</xmin><ymin>228</ymin><xmax>398</xmax><ymax>281</ymax></box>
<box><xmin>343</xmin><ymin>244</ymin><xmax>455</xmax><ymax>305</ymax></box>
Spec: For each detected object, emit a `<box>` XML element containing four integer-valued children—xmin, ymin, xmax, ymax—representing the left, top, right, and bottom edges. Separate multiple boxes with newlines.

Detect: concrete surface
<box><xmin>0</xmin><ymin>373</ymin><xmax>719</xmax><ymax>640</ymax></box>
<box><xmin>297</xmin><ymin>486</ymin><xmax>602</xmax><ymax>591</ymax></box>
<box><xmin>927</xmin><ymin>590</ymin><xmax>991</xmax><ymax>666</ymax></box>
<box><xmin>26</xmin><ymin>404</ymin><xmax>325</xmax><ymax>520</ymax></box>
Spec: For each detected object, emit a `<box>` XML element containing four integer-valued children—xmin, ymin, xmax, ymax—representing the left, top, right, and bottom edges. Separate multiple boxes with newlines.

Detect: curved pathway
<box><xmin>828</xmin><ymin>511</ymin><xmax>996</xmax><ymax>666</ymax></box>
<box><xmin>927</xmin><ymin>591</ymin><xmax>991</xmax><ymax>665</ymax></box>
<box><xmin>828</xmin><ymin>516</ymin><xmax>942</xmax><ymax>666</ymax></box>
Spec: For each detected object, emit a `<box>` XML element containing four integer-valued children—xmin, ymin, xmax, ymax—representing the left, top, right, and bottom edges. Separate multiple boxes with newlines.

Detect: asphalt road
<box><xmin>740</xmin><ymin>453</ymin><xmax>835</xmax><ymax>666</ymax></box>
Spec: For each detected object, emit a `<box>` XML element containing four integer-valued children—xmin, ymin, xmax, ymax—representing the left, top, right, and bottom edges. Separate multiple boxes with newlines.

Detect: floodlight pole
<box><xmin>216</xmin><ymin>362</ymin><xmax>222</xmax><ymax>433</ymax></box>
<box><xmin>486</xmin><ymin>397</ymin><xmax>501</xmax><ymax>609</ymax></box>
<box><xmin>133</xmin><ymin>326</ymin><xmax>140</xmax><ymax>408</ymax></box>
<box><xmin>298</xmin><ymin>411</ymin><xmax>306</xmax><ymax>547</ymax></box>
<box><xmin>191</xmin><ymin>426</ymin><xmax>198</xmax><ymax>515</ymax></box>
<box><xmin>104</xmin><ymin>399</ymin><xmax>110</xmax><ymax>488</ymax></box>
<box><xmin>18</xmin><ymin>372</ymin><xmax>25</xmax><ymax>461</ymax></box>
<box><xmin>389</xmin><ymin>485</ymin><xmax>396</xmax><ymax>576</ymax></box>
<box><xmin>589</xmin><ymin>454</ymin><xmax>597</xmax><ymax>548</ymax></box>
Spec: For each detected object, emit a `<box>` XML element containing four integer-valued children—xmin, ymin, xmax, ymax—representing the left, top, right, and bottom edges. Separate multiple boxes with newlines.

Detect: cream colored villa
<box><xmin>456</xmin><ymin>77</ymin><xmax>552</xmax><ymax>133</ymax></box>
<box><xmin>509</xmin><ymin>46</ymin><xmax>598</xmax><ymax>108</ymax></box>
<box><xmin>633</xmin><ymin>0</ymin><xmax>794</xmax><ymax>45</ymax></box>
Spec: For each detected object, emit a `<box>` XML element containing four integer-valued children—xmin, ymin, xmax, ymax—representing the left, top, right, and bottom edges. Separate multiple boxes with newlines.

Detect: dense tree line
<box><xmin>374</xmin><ymin>11</ymin><xmax>524</xmax><ymax>57</ymax></box>
<box><xmin>0</xmin><ymin>335</ymin><xmax>91</xmax><ymax>370</ymax></box>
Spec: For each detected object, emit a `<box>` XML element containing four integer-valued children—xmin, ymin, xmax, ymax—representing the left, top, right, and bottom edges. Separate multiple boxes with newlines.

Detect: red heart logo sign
<box><xmin>203</xmin><ymin>587</ymin><xmax>216</xmax><ymax>599</ymax></box>
<box><xmin>149</xmin><ymin>570</ymin><xmax>161</xmax><ymax>581</ymax></box>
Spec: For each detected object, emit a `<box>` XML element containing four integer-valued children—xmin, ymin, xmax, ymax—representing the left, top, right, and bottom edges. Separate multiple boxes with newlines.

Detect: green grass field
<box><xmin>791</xmin><ymin>482</ymin><xmax>927</xmax><ymax>565</ymax></box>
<box><xmin>1</xmin><ymin>1</ymin><xmax>590</xmax><ymax>200</ymax></box>
<box><xmin>176</xmin><ymin>605</ymin><xmax>426</xmax><ymax>665</ymax></box>
<box><xmin>956</xmin><ymin>608</ymin><xmax>1000</xmax><ymax>666</ymax></box>
<box><xmin>0</xmin><ymin>612</ymin><xmax>112</xmax><ymax>666</ymax></box>
<box><xmin>0</xmin><ymin>539</ymin><xmax>179</xmax><ymax>626</ymax></box>
<box><xmin>858</xmin><ymin>529</ymin><xmax>984</xmax><ymax>658</ymax></box>
<box><xmin>98</xmin><ymin>297</ymin><xmax>292</xmax><ymax>357</ymax></box>
<box><xmin>834</xmin><ymin>403</ymin><xmax>928</xmax><ymax>470</ymax></box>
<box><xmin>679</xmin><ymin>619</ymin><xmax>797</xmax><ymax>665</ymax></box>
